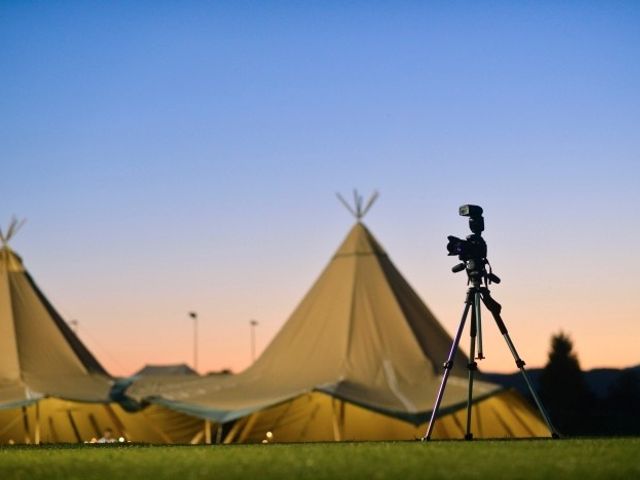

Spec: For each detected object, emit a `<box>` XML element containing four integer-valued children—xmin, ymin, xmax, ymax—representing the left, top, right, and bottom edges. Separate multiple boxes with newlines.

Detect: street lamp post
<box><xmin>250</xmin><ymin>319</ymin><xmax>258</xmax><ymax>363</ymax></box>
<box><xmin>189</xmin><ymin>312</ymin><xmax>198</xmax><ymax>372</ymax></box>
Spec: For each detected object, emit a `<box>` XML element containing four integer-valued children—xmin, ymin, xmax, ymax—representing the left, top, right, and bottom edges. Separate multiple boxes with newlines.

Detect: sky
<box><xmin>1</xmin><ymin>1</ymin><xmax>638</xmax><ymax>376</ymax></box>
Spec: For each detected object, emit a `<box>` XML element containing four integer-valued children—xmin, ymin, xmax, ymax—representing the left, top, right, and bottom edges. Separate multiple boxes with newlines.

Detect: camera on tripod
<box><xmin>422</xmin><ymin>204</ymin><xmax>560</xmax><ymax>441</ymax></box>
<box><xmin>446</xmin><ymin>205</ymin><xmax>499</xmax><ymax>283</ymax></box>
<box><xmin>446</xmin><ymin>205</ymin><xmax>486</xmax><ymax>260</ymax></box>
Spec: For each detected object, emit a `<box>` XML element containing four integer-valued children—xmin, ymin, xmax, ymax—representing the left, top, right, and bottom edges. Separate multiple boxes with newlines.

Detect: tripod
<box><xmin>422</xmin><ymin>206</ymin><xmax>559</xmax><ymax>441</ymax></box>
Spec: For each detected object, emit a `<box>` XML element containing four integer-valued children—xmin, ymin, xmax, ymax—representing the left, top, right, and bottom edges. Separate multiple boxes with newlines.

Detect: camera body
<box><xmin>447</xmin><ymin>234</ymin><xmax>487</xmax><ymax>262</ymax></box>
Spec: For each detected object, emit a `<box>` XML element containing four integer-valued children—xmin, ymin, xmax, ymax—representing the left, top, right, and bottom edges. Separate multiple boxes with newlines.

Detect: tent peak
<box><xmin>0</xmin><ymin>217</ymin><xmax>26</xmax><ymax>248</ymax></box>
<box><xmin>336</xmin><ymin>190</ymin><xmax>379</xmax><ymax>221</ymax></box>
<box><xmin>334</xmin><ymin>221</ymin><xmax>388</xmax><ymax>258</ymax></box>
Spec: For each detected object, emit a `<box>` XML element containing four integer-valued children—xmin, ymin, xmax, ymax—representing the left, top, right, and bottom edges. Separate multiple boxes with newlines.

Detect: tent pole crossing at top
<box><xmin>0</xmin><ymin>217</ymin><xmax>26</xmax><ymax>246</ymax></box>
<box><xmin>336</xmin><ymin>190</ymin><xmax>379</xmax><ymax>221</ymax></box>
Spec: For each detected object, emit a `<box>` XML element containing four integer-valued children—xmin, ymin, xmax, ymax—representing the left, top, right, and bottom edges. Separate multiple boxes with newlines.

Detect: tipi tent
<box><xmin>127</xmin><ymin>217</ymin><xmax>551</xmax><ymax>441</ymax></box>
<box><xmin>0</xmin><ymin>220</ymin><xmax>203</xmax><ymax>444</ymax></box>
<box><xmin>0</xmin><ymin>220</ymin><xmax>112</xmax><ymax>407</ymax></box>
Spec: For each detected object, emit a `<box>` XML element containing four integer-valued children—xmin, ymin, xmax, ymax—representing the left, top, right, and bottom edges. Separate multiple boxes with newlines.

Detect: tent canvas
<box><xmin>0</xmin><ymin>398</ymin><xmax>205</xmax><ymax>444</ymax></box>
<box><xmin>223</xmin><ymin>390</ymin><xmax>549</xmax><ymax>443</ymax></box>
<box><xmin>0</xmin><ymin>223</ymin><xmax>112</xmax><ymax>408</ymax></box>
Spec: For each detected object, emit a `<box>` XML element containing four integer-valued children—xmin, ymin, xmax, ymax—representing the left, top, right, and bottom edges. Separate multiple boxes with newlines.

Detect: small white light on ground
<box><xmin>118</xmin><ymin>437</ymin><xmax>125</xmax><ymax>443</ymax></box>
<box><xmin>266</xmin><ymin>431</ymin><xmax>273</xmax><ymax>439</ymax></box>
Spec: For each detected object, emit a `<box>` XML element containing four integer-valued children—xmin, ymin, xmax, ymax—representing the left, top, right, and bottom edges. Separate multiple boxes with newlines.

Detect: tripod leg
<box><xmin>465</xmin><ymin>296</ymin><xmax>479</xmax><ymax>440</ymax></box>
<box><xmin>480</xmin><ymin>289</ymin><xmax>560</xmax><ymax>438</ymax></box>
<box><xmin>422</xmin><ymin>297</ymin><xmax>472</xmax><ymax>441</ymax></box>
<box><xmin>474</xmin><ymin>289</ymin><xmax>484</xmax><ymax>359</ymax></box>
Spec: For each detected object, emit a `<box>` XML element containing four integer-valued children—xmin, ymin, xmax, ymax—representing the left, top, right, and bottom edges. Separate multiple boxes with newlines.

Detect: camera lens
<box><xmin>447</xmin><ymin>236</ymin><xmax>466</xmax><ymax>256</ymax></box>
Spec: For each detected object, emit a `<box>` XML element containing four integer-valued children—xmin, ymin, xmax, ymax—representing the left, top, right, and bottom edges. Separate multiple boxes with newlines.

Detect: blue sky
<box><xmin>1</xmin><ymin>1</ymin><xmax>639</xmax><ymax>374</ymax></box>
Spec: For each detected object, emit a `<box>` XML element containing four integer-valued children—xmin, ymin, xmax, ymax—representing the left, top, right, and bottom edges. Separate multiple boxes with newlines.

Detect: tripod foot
<box><xmin>464</xmin><ymin>433</ymin><xmax>473</xmax><ymax>441</ymax></box>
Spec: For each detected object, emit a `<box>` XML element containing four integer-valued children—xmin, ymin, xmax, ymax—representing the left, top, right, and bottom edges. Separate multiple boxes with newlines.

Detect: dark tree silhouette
<box><xmin>538</xmin><ymin>332</ymin><xmax>594</xmax><ymax>434</ymax></box>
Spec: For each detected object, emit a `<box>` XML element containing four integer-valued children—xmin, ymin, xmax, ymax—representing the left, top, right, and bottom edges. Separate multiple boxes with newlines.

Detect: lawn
<box><xmin>0</xmin><ymin>438</ymin><xmax>637</xmax><ymax>480</ymax></box>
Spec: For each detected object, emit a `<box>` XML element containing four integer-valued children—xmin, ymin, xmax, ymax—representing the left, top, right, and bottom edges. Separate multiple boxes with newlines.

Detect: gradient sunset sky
<box><xmin>1</xmin><ymin>1</ymin><xmax>638</xmax><ymax>376</ymax></box>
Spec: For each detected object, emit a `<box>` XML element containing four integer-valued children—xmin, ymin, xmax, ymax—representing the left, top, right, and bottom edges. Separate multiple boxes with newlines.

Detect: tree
<box><xmin>538</xmin><ymin>332</ymin><xmax>594</xmax><ymax>434</ymax></box>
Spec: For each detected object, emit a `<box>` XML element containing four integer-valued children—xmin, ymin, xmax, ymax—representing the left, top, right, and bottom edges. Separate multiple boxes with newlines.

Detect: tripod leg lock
<box><xmin>515</xmin><ymin>359</ymin><xmax>526</xmax><ymax>368</ymax></box>
<box><xmin>443</xmin><ymin>360</ymin><xmax>454</xmax><ymax>370</ymax></box>
<box><xmin>467</xmin><ymin>361</ymin><xmax>478</xmax><ymax>371</ymax></box>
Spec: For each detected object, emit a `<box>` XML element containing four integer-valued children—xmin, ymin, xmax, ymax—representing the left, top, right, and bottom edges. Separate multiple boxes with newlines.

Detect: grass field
<box><xmin>1</xmin><ymin>438</ymin><xmax>637</xmax><ymax>480</ymax></box>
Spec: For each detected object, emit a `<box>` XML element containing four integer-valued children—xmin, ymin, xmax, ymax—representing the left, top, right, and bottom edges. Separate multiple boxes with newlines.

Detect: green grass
<box><xmin>1</xmin><ymin>438</ymin><xmax>638</xmax><ymax>480</ymax></box>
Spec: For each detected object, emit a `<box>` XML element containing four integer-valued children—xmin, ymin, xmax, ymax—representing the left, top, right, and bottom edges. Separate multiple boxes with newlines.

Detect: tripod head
<box><xmin>447</xmin><ymin>205</ymin><xmax>500</xmax><ymax>286</ymax></box>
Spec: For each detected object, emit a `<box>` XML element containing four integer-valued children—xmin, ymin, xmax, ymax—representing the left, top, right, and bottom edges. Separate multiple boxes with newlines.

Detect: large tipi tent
<box><xmin>0</xmin><ymin>219</ymin><xmax>112</xmax><ymax>408</ymax></box>
<box><xmin>128</xmin><ymin>212</ymin><xmax>550</xmax><ymax>441</ymax></box>
<box><xmin>0</xmin><ymin>220</ymin><xmax>203</xmax><ymax>444</ymax></box>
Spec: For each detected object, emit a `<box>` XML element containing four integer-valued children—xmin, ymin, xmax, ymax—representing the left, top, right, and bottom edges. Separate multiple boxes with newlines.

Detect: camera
<box><xmin>447</xmin><ymin>204</ymin><xmax>499</xmax><ymax>284</ymax></box>
<box><xmin>446</xmin><ymin>204</ymin><xmax>486</xmax><ymax>260</ymax></box>
<box><xmin>446</xmin><ymin>234</ymin><xmax>486</xmax><ymax>261</ymax></box>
